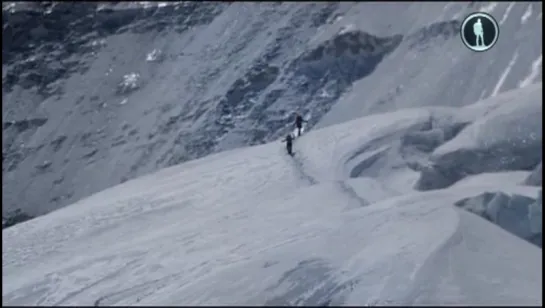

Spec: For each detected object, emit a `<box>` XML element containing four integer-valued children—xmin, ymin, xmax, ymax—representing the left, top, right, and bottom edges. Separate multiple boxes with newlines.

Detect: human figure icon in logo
<box><xmin>461</xmin><ymin>12</ymin><xmax>499</xmax><ymax>52</ymax></box>
<box><xmin>473</xmin><ymin>18</ymin><xmax>485</xmax><ymax>47</ymax></box>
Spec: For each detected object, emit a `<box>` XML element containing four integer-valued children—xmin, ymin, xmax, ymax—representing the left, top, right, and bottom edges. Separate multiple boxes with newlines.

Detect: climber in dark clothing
<box><xmin>294</xmin><ymin>113</ymin><xmax>307</xmax><ymax>137</ymax></box>
<box><xmin>282</xmin><ymin>133</ymin><xmax>294</xmax><ymax>156</ymax></box>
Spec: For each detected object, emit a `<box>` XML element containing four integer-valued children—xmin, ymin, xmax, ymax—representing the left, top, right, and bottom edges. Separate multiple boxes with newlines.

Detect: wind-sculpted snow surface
<box><xmin>3</xmin><ymin>89</ymin><xmax>542</xmax><ymax>305</ymax></box>
<box><xmin>455</xmin><ymin>190</ymin><xmax>542</xmax><ymax>247</ymax></box>
<box><xmin>416</xmin><ymin>83</ymin><xmax>542</xmax><ymax>190</ymax></box>
<box><xmin>2</xmin><ymin>2</ymin><xmax>542</xmax><ymax>225</ymax></box>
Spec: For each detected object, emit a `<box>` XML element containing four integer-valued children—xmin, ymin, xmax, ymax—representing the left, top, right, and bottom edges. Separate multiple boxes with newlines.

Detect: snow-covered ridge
<box><xmin>3</xmin><ymin>84</ymin><xmax>541</xmax><ymax>305</ymax></box>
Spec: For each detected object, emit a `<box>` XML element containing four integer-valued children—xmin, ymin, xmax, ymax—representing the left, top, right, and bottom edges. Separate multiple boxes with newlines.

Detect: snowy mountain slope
<box><xmin>3</xmin><ymin>87</ymin><xmax>541</xmax><ymax>305</ymax></box>
<box><xmin>297</xmin><ymin>83</ymin><xmax>541</xmax><ymax>189</ymax></box>
<box><xmin>416</xmin><ymin>82</ymin><xmax>542</xmax><ymax>190</ymax></box>
<box><xmin>3</xmin><ymin>1</ymin><xmax>376</xmax><ymax>221</ymax></box>
<box><xmin>2</xmin><ymin>2</ymin><xmax>542</xmax><ymax>225</ymax></box>
<box><xmin>317</xmin><ymin>2</ymin><xmax>542</xmax><ymax>128</ymax></box>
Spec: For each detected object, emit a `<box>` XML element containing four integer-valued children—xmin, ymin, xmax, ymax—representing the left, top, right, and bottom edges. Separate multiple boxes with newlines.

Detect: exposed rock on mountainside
<box><xmin>2</xmin><ymin>209</ymin><xmax>33</xmax><ymax>229</ymax></box>
<box><xmin>2</xmin><ymin>2</ymin><xmax>402</xmax><ymax>223</ymax></box>
<box><xmin>3</xmin><ymin>2</ymin><xmax>223</xmax><ymax>94</ymax></box>
<box><xmin>2</xmin><ymin>2</ymin><xmax>542</xmax><ymax>227</ymax></box>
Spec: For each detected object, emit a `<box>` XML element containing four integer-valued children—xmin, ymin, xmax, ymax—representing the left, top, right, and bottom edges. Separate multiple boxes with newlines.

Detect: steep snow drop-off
<box><xmin>2</xmin><ymin>2</ymin><xmax>542</xmax><ymax>224</ymax></box>
<box><xmin>2</xmin><ymin>84</ymin><xmax>542</xmax><ymax>305</ymax></box>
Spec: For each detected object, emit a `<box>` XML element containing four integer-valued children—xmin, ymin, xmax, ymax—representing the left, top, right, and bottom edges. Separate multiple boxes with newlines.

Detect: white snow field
<box><xmin>2</xmin><ymin>84</ymin><xmax>542</xmax><ymax>306</ymax></box>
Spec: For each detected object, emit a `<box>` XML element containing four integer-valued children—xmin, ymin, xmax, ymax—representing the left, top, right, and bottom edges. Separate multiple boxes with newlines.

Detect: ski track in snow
<box><xmin>521</xmin><ymin>4</ymin><xmax>533</xmax><ymax>24</ymax></box>
<box><xmin>519</xmin><ymin>54</ymin><xmax>542</xmax><ymax>88</ymax></box>
<box><xmin>284</xmin><ymin>138</ymin><xmax>369</xmax><ymax>210</ymax></box>
<box><xmin>491</xmin><ymin>51</ymin><xmax>519</xmax><ymax>97</ymax></box>
<box><xmin>500</xmin><ymin>2</ymin><xmax>516</xmax><ymax>25</ymax></box>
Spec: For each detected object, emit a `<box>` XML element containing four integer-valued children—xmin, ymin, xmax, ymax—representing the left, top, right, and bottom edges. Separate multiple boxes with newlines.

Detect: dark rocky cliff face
<box><xmin>3</xmin><ymin>2</ymin><xmax>223</xmax><ymax>94</ymax></box>
<box><xmin>2</xmin><ymin>2</ymin><xmax>406</xmax><ymax>226</ymax></box>
<box><xmin>2</xmin><ymin>1</ymin><xmax>230</xmax><ymax>226</ymax></box>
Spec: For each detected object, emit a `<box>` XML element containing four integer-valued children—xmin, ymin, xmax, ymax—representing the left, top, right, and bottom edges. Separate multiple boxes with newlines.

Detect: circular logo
<box><xmin>460</xmin><ymin>12</ymin><xmax>499</xmax><ymax>52</ymax></box>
